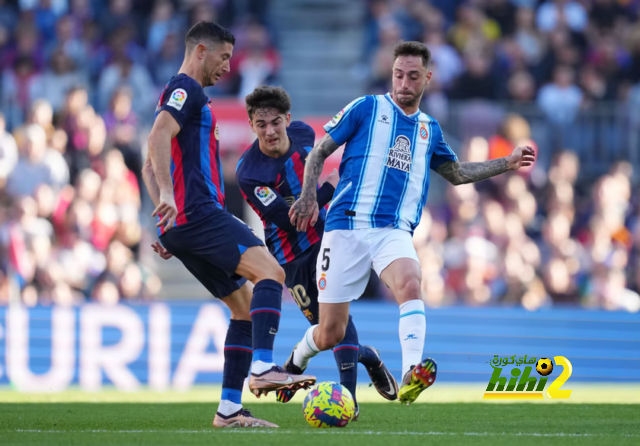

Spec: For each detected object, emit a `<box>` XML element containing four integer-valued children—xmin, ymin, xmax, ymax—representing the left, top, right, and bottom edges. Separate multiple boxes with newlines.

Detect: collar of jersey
<box><xmin>384</xmin><ymin>93</ymin><xmax>421</xmax><ymax>120</ymax></box>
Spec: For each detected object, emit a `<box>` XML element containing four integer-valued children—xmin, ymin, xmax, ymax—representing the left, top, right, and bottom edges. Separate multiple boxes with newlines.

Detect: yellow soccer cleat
<box><xmin>398</xmin><ymin>357</ymin><xmax>437</xmax><ymax>405</ymax></box>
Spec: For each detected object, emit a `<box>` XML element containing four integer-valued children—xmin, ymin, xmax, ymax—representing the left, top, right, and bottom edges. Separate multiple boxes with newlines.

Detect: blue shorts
<box><xmin>282</xmin><ymin>242</ymin><xmax>321</xmax><ymax>324</ymax></box>
<box><xmin>160</xmin><ymin>209</ymin><xmax>264</xmax><ymax>298</ymax></box>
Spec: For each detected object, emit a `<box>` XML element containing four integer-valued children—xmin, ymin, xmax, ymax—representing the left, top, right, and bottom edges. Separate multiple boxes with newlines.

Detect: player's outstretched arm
<box><xmin>435</xmin><ymin>145</ymin><xmax>536</xmax><ymax>185</ymax></box>
<box><xmin>148</xmin><ymin>111</ymin><xmax>181</xmax><ymax>231</ymax></box>
<box><xmin>289</xmin><ymin>134</ymin><xmax>340</xmax><ymax>231</ymax></box>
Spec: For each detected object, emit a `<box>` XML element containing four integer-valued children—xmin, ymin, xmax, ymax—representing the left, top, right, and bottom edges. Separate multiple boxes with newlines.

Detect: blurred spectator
<box><xmin>228</xmin><ymin>23</ymin><xmax>280</xmax><ymax>99</ymax></box>
<box><xmin>7</xmin><ymin>124</ymin><xmax>68</xmax><ymax>197</ymax></box>
<box><xmin>98</xmin><ymin>54</ymin><xmax>155</xmax><ymax>116</ymax></box>
<box><xmin>29</xmin><ymin>47</ymin><xmax>87</xmax><ymax>111</ymax></box>
<box><xmin>149</xmin><ymin>31</ymin><xmax>183</xmax><ymax>86</ymax></box>
<box><xmin>45</xmin><ymin>14</ymin><xmax>87</xmax><ymax>66</ymax></box>
<box><xmin>147</xmin><ymin>0</ymin><xmax>181</xmax><ymax>55</ymax></box>
<box><xmin>449</xmin><ymin>3</ymin><xmax>501</xmax><ymax>53</ymax></box>
<box><xmin>0</xmin><ymin>113</ymin><xmax>18</xmax><ymax>188</ymax></box>
<box><xmin>424</xmin><ymin>29</ymin><xmax>462</xmax><ymax>89</ymax></box>
<box><xmin>449</xmin><ymin>52</ymin><xmax>500</xmax><ymax>100</ymax></box>
<box><xmin>103</xmin><ymin>87</ymin><xmax>142</xmax><ymax>186</ymax></box>
<box><xmin>536</xmin><ymin>65</ymin><xmax>583</xmax><ymax>124</ymax></box>
<box><xmin>536</xmin><ymin>0</ymin><xmax>588</xmax><ymax>33</ymax></box>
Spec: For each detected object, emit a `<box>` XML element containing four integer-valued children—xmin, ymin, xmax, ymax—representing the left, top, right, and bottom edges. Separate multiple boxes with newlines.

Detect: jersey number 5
<box><xmin>321</xmin><ymin>248</ymin><xmax>330</xmax><ymax>271</ymax></box>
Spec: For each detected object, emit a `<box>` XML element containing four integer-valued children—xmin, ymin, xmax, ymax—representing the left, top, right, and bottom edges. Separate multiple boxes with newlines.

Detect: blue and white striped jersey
<box><xmin>323</xmin><ymin>93</ymin><xmax>457</xmax><ymax>233</ymax></box>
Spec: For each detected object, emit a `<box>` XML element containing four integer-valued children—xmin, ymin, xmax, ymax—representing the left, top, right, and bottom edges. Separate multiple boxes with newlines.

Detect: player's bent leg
<box><xmin>316</xmin><ymin>301</ymin><xmax>350</xmax><ymax>350</ymax></box>
<box><xmin>237</xmin><ymin>247</ymin><xmax>316</xmax><ymax>396</ymax></box>
<box><xmin>236</xmin><ymin>245</ymin><xmax>285</xmax><ymax>284</ymax></box>
<box><xmin>378</xmin><ymin>251</ymin><xmax>436</xmax><ymax>404</ymax></box>
<box><xmin>286</xmin><ymin>302</ymin><xmax>350</xmax><ymax>375</ymax></box>
<box><xmin>222</xmin><ymin>281</ymin><xmax>252</xmax><ymax>321</ymax></box>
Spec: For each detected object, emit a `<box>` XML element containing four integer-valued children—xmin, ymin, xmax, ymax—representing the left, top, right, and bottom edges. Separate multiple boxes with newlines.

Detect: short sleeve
<box><xmin>429</xmin><ymin>121</ymin><xmax>458</xmax><ymax>171</ymax></box>
<box><xmin>157</xmin><ymin>79</ymin><xmax>205</xmax><ymax>128</ymax></box>
<box><xmin>323</xmin><ymin>96</ymin><xmax>368</xmax><ymax>147</ymax></box>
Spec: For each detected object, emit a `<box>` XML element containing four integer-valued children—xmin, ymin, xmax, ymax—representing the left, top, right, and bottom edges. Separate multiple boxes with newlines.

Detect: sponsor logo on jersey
<box><xmin>420</xmin><ymin>123</ymin><xmax>428</xmax><ymax>140</ymax></box>
<box><xmin>214</xmin><ymin>123</ymin><xmax>220</xmax><ymax>140</ymax></box>
<box><xmin>255</xmin><ymin>186</ymin><xmax>277</xmax><ymax>206</ymax></box>
<box><xmin>167</xmin><ymin>88</ymin><xmax>187</xmax><ymax>110</ymax></box>
<box><xmin>378</xmin><ymin>114</ymin><xmax>390</xmax><ymax>124</ymax></box>
<box><xmin>385</xmin><ymin>135</ymin><xmax>412</xmax><ymax>173</ymax></box>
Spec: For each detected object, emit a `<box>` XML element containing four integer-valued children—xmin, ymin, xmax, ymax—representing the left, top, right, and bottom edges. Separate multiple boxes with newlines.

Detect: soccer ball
<box><xmin>536</xmin><ymin>358</ymin><xmax>554</xmax><ymax>376</ymax></box>
<box><xmin>302</xmin><ymin>382</ymin><xmax>355</xmax><ymax>428</ymax></box>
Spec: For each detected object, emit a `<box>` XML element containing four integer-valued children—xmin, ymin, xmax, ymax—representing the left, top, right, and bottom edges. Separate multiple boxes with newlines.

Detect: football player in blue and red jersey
<box><xmin>236</xmin><ymin>86</ymin><xmax>399</xmax><ymax>419</ymax></box>
<box><xmin>142</xmin><ymin>22</ymin><xmax>314</xmax><ymax>429</ymax></box>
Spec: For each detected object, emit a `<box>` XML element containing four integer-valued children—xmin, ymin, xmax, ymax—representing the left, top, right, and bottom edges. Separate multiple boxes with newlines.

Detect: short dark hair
<box><xmin>245</xmin><ymin>86</ymin><xmax>292</xmax><ymax>119</ymax></box>
<box><xmin>185</xmin><ymin>21</ymin><xmax>235</xmax><ymax>51</ymax></box>
<box><xmin>393</xmin><ymin>41</ymin><xmax>431</xmax><ymax>68</ymax></box>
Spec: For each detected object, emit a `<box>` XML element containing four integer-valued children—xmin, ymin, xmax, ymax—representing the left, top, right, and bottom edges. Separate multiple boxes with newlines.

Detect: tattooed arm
<box><xmin>436</xmin><ymin>145</ymin><xmax>536</xmax><ymax>185</ymax></box>
<box><xmin>289</xmin><ymin>134</ymin><xmax>341</xmax><ymax>231</ymax></box>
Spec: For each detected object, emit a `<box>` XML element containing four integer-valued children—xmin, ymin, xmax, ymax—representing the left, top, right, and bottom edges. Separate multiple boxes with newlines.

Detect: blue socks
<box><xmin>219</xmin><ymin>319</ymin><xmax>252</xmax><ymax>415</ymax></box>
<box><xmin>333</xmin><ymin>316</ymin><xmax>360</xmax><ymax>406</ymax></box>
<box><xmin>250</xmin><ymin>279</ymin><xmax>282</xmax><ymax>369</ymax></box>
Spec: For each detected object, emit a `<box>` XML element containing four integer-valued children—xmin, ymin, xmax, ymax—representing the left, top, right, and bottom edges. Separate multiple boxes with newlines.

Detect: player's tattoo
<box><xmin>435</xmin><ymin>158</ymin><xmax>510</xmax><ymax>185</ymax></box>
<box><xmin>296</xmin><ymin>134</ymin><xmax>340</xmax><ymax>216</ymax></box>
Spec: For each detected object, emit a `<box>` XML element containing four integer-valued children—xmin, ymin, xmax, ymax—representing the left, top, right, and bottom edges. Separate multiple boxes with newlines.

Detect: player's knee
<box><xmin>397</xmin><ymin>276</ymin><xmax>422</xmax><ymax>302</ymax></box>
<box><xmin>254</xmin><ymin>256</ymin><xmax>285</xmax><ymax>284</ymax></box>
<box><xmin>268</xmin><ymin>264</ymin><xmax>285</xmax><ymax>284</ymax></box>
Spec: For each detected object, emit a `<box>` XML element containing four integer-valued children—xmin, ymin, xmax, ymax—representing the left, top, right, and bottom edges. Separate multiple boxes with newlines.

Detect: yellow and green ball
<box><xmin>302</xmin><ymin>382</ymin><xmax>355</xmax><ymax>428</ymax></box>
<box><xmin>536</xmin><ymin>358</ymin><xmax>554</xmax><ymax>376</ymax></box>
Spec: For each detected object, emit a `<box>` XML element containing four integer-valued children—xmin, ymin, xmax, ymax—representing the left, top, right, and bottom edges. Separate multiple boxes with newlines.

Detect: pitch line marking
<box><xmin>11</xmin><ymin>429</ymin><xmax>639</xmax><ymax>437</ymax></box>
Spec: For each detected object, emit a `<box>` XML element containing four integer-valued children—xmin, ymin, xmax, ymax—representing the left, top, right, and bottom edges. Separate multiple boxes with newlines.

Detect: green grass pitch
<box><xmin>1</xmin><ymin>401</ymin><xmax>639</xmax><ymax>446</ymax></box>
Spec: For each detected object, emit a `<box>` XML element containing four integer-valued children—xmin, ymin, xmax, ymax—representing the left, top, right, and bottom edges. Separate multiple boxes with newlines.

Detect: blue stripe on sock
<box><xmin>221</xmin><ymin>388</ymin><xmax>242</xmax><ymax>404</ymax></box>
<box><xmin>335</xmin><ymin>344</ymin><xmax>359</xmax><ymax>349</ymax></box>
<box><xmin>400</xmin><ymin>310</ymin><xmax>425</xmax><ymax>318</ymax></box>
<box><xmin>252</xmin><ymin>349</ymin><xmax>273</xmax><ymax>363</ymax></box>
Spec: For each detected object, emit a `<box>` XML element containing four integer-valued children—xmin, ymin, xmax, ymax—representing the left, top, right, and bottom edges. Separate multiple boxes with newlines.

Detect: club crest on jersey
<box><xmin>420</xmin><ymin>123</ymin><xmax>428</xmax><ymax>140</ymax></box>
<box><xmin>167</xmin><ymin>88</ymin><xmax>187</xmax><ymax>110</ymax></box>
<box><xmin>318</xmin><ymin>273</ymin><xmax>327</xmax><ymax>290</ymax></box>
<box><xmin>386</xmin><ymin>135</ymin><xmax>413</xmax><ymax>173</ymax></box>
<box><xmin>255</xmin><ymin>186</ymin><xmax>276</xmax><ymax>206</ymax></box>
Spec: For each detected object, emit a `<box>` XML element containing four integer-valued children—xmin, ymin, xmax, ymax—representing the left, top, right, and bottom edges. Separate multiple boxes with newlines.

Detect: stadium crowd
<box><xmin>0</xmin><ymin>0</ymin><xmax>274</xmax><ymax>305</ymax></box>
<box><xmin>0</xmin><ymin>0</ymin><xmax>638</xmax><ymax>311</ymax></box>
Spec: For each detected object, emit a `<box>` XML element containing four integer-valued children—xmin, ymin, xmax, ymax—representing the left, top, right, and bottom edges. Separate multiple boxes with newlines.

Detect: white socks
<box><xmin>217</xmin><ymin>399</ymin><xmax>242</xmax><ymax>416</ymax></box>
<box><xmin>251</xmin><ymin>360</ymin><xmax>275</xmax><ymax>375</ymax></box>
<box><xmin>292</xmin><ymin>325</ymin><xmax>320</xmax><ymax>370</ymax></box>
<box><xmin>399</xmin><ymin>300</ymin><xmax>426</xmax><ymax>378</ymax></box>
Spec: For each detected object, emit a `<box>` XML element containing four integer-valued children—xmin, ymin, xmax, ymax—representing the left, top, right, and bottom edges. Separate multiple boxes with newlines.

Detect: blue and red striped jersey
<box><xmin>155</xmin><ymin>74</ymin><xmax>225</xmax><ymax>234</ymax></box>
<box><xmin>235</xmin><ymin>121</ymin><xmax>335</xmax><ymax>265</ymax></box>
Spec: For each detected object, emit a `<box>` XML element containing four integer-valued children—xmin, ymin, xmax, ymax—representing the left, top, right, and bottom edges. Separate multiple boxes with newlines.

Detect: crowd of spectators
<box><xmin>401</xmin><ymin>116</ymin><xmax>640</xmax><ymax>312</ymax></box>
<box><xmin>0</xmin><ymin>0</ymin><xmax>277</xmax><ymax>305</ymax></box>
<box><xmin>1</xmin><ymin>0</ymin><xmax>638</xmax><ymax>312</ymax></box>
<box><xmin>365</xmin><ymin>0</ymin><xmax>640</xmax><ymax>130</ymax></box>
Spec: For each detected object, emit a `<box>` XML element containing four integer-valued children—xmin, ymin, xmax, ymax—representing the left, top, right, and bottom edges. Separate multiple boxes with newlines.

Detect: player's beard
<box><xmin>202</xmin><ymin>64</ymin><xmax>216</xmax><ymax>87</ymax></box>
<box><xmin>394</xmin><ymin>91</ymin><xmax>420</xmax><ymax>108</ymax></box>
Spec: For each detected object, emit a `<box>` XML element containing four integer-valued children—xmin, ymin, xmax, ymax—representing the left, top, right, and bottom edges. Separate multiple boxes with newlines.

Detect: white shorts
<box><xmin>316</xmin><ymin>228</ymin><xmax>420</xmax><ymax>304</ymax></box>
